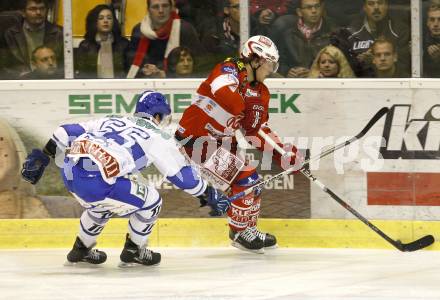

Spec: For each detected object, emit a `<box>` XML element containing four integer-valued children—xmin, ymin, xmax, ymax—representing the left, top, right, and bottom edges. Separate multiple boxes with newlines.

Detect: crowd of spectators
<box><xmin>0</xmin><ymin>0</ymin><xmax>438</xmax><ymax>79</ymax></box>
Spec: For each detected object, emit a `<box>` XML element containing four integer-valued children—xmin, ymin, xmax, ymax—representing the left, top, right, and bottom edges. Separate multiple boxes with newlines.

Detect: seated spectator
<box><xmin>347</xmin><ymin>0</ymin><xmax>410</xmax><ymax>77</ymax></box>
<box><xmin>200</xmin><ymin>0</ymin><xmax>240</xmax><ymax>57</ymax></box>
<box><xmin>371</xmin><ymin>38</ymin><xmax>409</xmax><ymax>78</ymax></box>
<box><xmin>165</xmin><ymin>46</ymin><xmax>195</xmax><ymax>78</ymax></box>
<box><xmin>1</xmin><ymin>0</ymin><xmax>63</xmax><ymax>79</ymax></box>
<box><xmin>75</xmin><ymin>4</ymin><xmax>129</xmax><ymax>79</ymax></box>
<box><xmin>126</xmin><ymin>0</ymin><xmax>204</xmax><ymax>78</ymax></box>
<box><xmin>277</xmin><ymin>0</ymin><xmax>337</xmax><ymax>78</ymax></box>
<box><xmin>423</xmin><ymin>4</ymin><xmax>440</xmax><ymax>77</ymax></box>
<box><xmin>330</xmin><ymin>27</ymin><xmax>375</xmax><ymax>77</ymax></box>
<box><xmin>309</xmin><ymin>45</ymin><xmax>355</xmax><ymax>78</ymax></box>
<box><xmin>20</xmin><ymin>45</ymin><xmax>62</xmax><ymax>79</ymax></box>
<box><xmin>250</xmin><ymin>1</ymin><xmax>289</xmax><ymax>36</ymax></box>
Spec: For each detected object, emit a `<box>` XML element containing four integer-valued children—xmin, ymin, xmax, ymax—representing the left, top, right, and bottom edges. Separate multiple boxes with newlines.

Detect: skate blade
<box><xmin>231</xmin><ymin>241</ymin><xmax>265</xmax><ymax>254</ymax></box>
<box><xmin>118</xmin><ymin>261</ymin><xmax>139</xmax><ymax>268</ymax></box>
<box><xmin>63</xmin><ymin>261</ymin><xmax>103</xmax><ymax>268</ymax></box>
<box><xmin>264</xmin><ymin>244</ymin><xmax>278</xmax><ymax>250</ymax></box>
<box><xmin>118</xmin><ymin>261</ymin><xmax>160</xmax><ymax>268</ymax></box>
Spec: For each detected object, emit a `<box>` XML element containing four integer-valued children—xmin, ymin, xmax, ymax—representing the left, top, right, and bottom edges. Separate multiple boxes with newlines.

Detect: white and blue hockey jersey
<box><xmin>52</xmin><ymin>115</ymin><xmax>206</xmax><ymax>197</ymax></box>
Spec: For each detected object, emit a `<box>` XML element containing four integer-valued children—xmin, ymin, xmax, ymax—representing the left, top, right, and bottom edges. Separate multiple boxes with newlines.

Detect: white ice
<box><xmin>0</xmin><ymin>248</ymin><xmax>439</xmax><ymax>300</ymax></box>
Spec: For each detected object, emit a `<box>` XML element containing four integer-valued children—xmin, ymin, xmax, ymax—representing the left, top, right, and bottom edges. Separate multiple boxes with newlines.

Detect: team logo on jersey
<box><xmin>258</xmin><ymin>36</ymin><xmax>272</xmax><ymax>47</ymax></box>
<box><xmin>245</xmin><ymin>89</ymin><xmax>259</xmax><ymax>97</ymax></box>
<box><xmin>380</xmin><ymin>104</ymin><xmax>440</xmax><ymax>159</ymax></box>
<box><xmin>221</xmin><ymin>66</ymin><xmax>238</xmax><ymax>76</ymax></box>
<box><xmin>205</xmin><ymin>104</ymin><xmax>214</xmax><ymax>112</ymax></box>
<box><xmin>201</xmin><ymin>147</ymin><xmax>245</xmax><ymax>191</ymax></box>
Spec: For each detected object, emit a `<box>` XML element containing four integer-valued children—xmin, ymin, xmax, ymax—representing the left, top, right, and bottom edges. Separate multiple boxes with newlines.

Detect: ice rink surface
<box><xmin>0</xmin><ymin>247</ymin><xmax>439</xmax><ymax>300</ymax></box>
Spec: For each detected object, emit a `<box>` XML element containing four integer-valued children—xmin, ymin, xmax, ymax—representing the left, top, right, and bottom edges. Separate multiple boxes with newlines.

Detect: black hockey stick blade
<box><xmin>307</xmin><ymin>107</ymin><xmax>390</xmax><ymax>164</ymax></box>
<box><xmin>354</xmin><ymin>107</ymin><xmax>389</xmax><ymax>139</ymax></box>
<box><xmin>395</xmin><ymin>235</ymin><xmax>435</xmax><ymax>252</ymax></box>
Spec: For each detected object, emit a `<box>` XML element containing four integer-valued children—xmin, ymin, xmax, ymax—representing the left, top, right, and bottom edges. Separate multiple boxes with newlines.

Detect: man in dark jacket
<box><xmin>423</xmin><ymin>4</ymin><xmax>440</xmax><ymax>77</ymax></box>
<box><xmin>1</xmin><ymin>0</ymin><xmax>63</xmax><ymax>79</ymax></box>
<box><xmin>371</xmin><ymin>38</ymin><xmax>409</xmax><ymax>78</ymax></box>
<box><xmin>200</xmin><ymin>0</ymin><xmax>240</xmax><ymax>58</ymax></box>
<box><xmin>347</xmin><ymin>0</ymin><xmax>410</xmax><ymax>77</ymax></box>
<box><xmin>277</xmin><ymin>0</ymin><xmax>337</xmax><ymax>77</ymax></box>
<box><xmin>20</xmin><ymin>45</ymin><xmax>63</xmax><ymax>79</ymax></box>
<box><xmin>126</xmin><ymin>0</ymin><xmax>204</xmax><ymax>78</ymax></box>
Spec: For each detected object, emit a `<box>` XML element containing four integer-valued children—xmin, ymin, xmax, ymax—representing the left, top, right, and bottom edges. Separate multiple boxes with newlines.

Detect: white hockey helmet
<box><xmin>241</xmin><ymin>35</ymin><xmax>279</xmax><ymax>72</ymax></box>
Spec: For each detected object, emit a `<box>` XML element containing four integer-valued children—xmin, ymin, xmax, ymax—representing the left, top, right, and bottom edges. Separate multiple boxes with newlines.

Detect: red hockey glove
<box><xmin>278</xmin><ymin>143</ymin><xmax>305</xmax><ymax>173</ymax></box>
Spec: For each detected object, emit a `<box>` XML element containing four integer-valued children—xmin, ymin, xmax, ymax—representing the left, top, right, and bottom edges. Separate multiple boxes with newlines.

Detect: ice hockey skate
<box><xmin>251</xmin><ymin>227</ymin><xmax>278</xmax><ymax>249</ymax></box>
<box><xmin>119</xmin><ymin>234</ymin><xmax>161</xmax><ymax>267</ymax></box>
<box><xmin>229</xmin><ymin>227</ymin><xmax>264</xmax><ymax>254</ymax></box>
<box><xmin>65</xmin><ymin>237</ymin><xmax>107</xmax><ymax>265</ymax></box>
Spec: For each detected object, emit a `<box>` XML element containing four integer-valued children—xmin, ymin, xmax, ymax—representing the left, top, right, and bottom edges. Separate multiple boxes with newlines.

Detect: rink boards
<box><xmin>0</xmin><ymin>218</ymin><xmax>439</xmax><ymax>250</ymax></box>
<box><xmin>0</xmin><ymin>78</ymin><xmax>439</xmax><ymax>250</ymax></box>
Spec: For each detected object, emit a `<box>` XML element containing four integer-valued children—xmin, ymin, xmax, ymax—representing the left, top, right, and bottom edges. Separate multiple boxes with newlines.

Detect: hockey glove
<box><xmin>21</xmin><ymin>149</ymin><xmax>50</xmax><ymax>184</ymax></box>
<box><xmin>198</xmin><ymin>186</ymin><xmax>231</xmax><ymax>217</ymax></box>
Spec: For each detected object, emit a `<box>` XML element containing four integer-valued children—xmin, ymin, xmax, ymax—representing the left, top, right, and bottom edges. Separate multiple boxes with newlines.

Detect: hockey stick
<box><xmin>228</xmin><ymin>107</ymin><xmax>390</xmax><ymax>203</ymax></box>
<box><xmin>299</xmin><ymin>168</ymin><xmax>434</xmax><ymax>252</ymax></box>
<box><xmin>255</xmin><ymin>128</ymin><xmax>435</xmax><ymax>252</ymax></box>
<box><xmin>305</xmin><ymin>107</ymin><xmax>389</xmax><ymax>164</ymax></box>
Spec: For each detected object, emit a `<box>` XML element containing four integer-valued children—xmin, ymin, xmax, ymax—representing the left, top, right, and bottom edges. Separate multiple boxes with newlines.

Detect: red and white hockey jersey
<box><xmin>177</xmin><ymin>57</ymin><xmax>298</xmax><ymax>167</ymax></box>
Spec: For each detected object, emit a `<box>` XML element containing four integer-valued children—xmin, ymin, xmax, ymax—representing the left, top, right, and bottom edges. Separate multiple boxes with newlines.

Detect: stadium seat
<box><xmin>123</xmin><ymin>0</ymin><xmax>147</xmax><ymax>38</ymax></box>
<box><xmin>56</xmin><ymin>0</ymin><xmax>109</xmax><ymax>38</ymax></box>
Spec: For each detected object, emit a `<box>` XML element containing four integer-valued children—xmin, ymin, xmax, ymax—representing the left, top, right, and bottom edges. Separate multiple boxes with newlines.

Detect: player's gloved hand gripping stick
<box><xmin>228</xmin><ymin>107</ymin><xmax>434</xmax><ymax>252</ymax></box>
<box><xmin>228</xmin><ymin>107</ymin><xmax>390</xmax><ymax>203</ymax></box>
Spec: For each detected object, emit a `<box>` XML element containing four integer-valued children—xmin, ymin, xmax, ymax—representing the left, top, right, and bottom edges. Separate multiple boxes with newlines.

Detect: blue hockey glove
<box><xmin>198</xmin><ymin>186</ymin><xmax>231</xmax><ymax>217</ymax></box>
<box><xmin>21</xmin><ymin>149</ymin><xmax>50</xmax><ymax>184</ymax></box>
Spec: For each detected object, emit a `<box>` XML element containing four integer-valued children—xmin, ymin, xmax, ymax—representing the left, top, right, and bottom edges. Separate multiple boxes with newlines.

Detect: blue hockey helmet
<box><xmin>134</xmin><ymin>90</ymin><xmax>171</xmax><ymax>123</ymax></box>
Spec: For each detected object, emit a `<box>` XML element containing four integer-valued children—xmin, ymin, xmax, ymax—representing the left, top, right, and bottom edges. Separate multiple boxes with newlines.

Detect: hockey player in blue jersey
<box><xmin>21</xmin><ymin>90</ymin><xmax>229</xmax><ymax>266</ymax></box>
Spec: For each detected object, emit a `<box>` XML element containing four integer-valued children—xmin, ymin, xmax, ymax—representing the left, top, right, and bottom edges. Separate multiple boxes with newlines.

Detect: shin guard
<box><xmin>78</xmin><ymin>209</ymin><xmax>112</xmax><ymax>248</ymax></box>
<box><xmin>228</xmin><ymin>171</ymin><xmax>260</xmax><ymax>232</ymax></box>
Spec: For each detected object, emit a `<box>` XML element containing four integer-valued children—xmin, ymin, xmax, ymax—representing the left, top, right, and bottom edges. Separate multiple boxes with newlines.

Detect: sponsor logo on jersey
<box><xmin>245</xmin><ymin>89</ymin><xmax>259</xmax><ymax>97</ymax></box>
<box><xmin>352</xmin><ymin>40</ymin><xmax>374</xmax><ymax>51</ymax></box>
<box><xmin>221</xmin><ymin>65</ymin><xmax>238</xmax><ymax>75</ymax></box>
<box><xmin>258</xmin><ymin>36</ymin><xmax>272</xmax><ymax>47</ymax></box>
<box><xmin>69</xmin><ymin>139</ymin><xmax>120</xmax><ymax>178</ymax></box>
<box><xmin>379</xmin><ymin>104</ymin><xmax>440</xmax><ymax>159</ymax></box>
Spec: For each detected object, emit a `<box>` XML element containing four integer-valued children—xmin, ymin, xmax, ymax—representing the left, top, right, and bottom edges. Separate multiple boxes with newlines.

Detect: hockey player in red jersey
<box><xmin>175</xmin><ymin>35</ymin><xmax>301</xmax><ymax>253</ymax></box>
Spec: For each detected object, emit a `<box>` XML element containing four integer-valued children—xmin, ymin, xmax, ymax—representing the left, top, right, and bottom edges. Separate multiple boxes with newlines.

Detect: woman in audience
<box><xmin>309</xmin><ymin>45</ymin><xmax>355</xmax><ymax>78</ymax></box>
<box><xmin>75</xmin><ymin>4</ymin><xmax>129</xmax><ymax>79</ymax></box>
<box><xmin>166</xmin><ymin>46</ymin><xmax>196</xmax><ymax>78</ymax></box>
